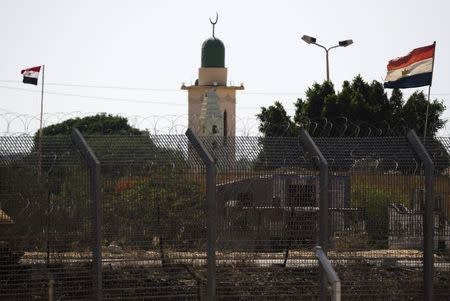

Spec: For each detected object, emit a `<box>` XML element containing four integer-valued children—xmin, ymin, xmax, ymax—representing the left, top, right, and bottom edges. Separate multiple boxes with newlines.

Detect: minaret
<box><xmin>182</xmin><ymin>14</ymin><xmax>244</xmax><ymax>137</ymax></box>
<box><xmin>199</xmin><ymin>89</ymin><xmax>223</xmax><ymax>136</ymax></box>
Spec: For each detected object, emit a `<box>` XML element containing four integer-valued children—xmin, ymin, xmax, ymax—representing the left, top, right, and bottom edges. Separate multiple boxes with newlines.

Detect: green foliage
<box><xmin>401</xmin><ymin>91</ymin><xmax>446</xmax><ymax>137</ymax></box>
<box><xmin>258</xmin><ymin>76</ymin><xmax>446</xmax><ymax>137</ymax></box>
<box><xmin>257</xmin><ymin>101</ymin><xmax>298</xmax><ymax>137</ymax></box>
<box><xmin>0</xmin><ymin>162</ymin><xmax>91</xmax><ymax>250</ymax></box>
<box><xmin>103</xmin><ymin>169</ymin><xmax>206</xmax><ymax>249</ymax></box>
<box><xmin>32</xmin><ymin>113</ymin><xmax>147</xmax><ymax>177</ymax></box>
<box><xmin>2</xmin><ymin>114</ymin><xmax>192</xmax><ymax>251</ymax></box>
<box><xmin>46</xmin><ymin>168</ymin><xmax>92</xmax><ymax>249</ymax></box>
<box><xmin>351</xmin><ymin>183</ymin><xmax>409</xmax><ymax>247</ymax></box>
<box><xmin>39</xmin><ymin>113</ymin><xmax>144</xmax><ymax>136</ymax></box>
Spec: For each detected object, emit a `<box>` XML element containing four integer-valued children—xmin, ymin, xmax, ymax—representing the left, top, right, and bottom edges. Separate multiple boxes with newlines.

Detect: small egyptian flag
<box><xmin>21</xmin><ymin>66</ymin><xmax>41</xmax><ymax>85</ymax></box>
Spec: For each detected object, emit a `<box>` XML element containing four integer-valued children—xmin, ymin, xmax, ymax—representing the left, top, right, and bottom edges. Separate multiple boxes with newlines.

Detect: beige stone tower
<box><xmin>182</xmin><ymin>18</ymin><xmax>243</xmax><ymax>137</ymax></box>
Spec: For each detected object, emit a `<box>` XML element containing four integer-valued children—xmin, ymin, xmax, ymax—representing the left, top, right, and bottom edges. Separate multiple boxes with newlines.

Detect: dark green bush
<box><xmin>351</xmin><ymin>183</ymin><xmax>409</xmax><ymax>248</ymax></box>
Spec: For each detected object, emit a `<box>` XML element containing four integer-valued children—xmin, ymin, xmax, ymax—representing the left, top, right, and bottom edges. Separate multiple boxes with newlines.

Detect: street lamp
<box><xmin>301</xmin><ymin>35</ymin><xmax>353</xmax><ymax>82</ymax></box>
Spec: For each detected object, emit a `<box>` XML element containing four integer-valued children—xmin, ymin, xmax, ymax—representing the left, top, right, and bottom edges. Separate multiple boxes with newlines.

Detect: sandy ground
<box><xmin>20</xmin><ymin>249</ymin><xmax>450</xmax><ymax>271</ymax></box>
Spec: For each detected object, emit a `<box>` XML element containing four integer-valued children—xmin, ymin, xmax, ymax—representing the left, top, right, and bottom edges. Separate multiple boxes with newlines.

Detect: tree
<box><xmin>39</xmin><ymin>113</ymin><xmax>144</xmax><ymax>136</ymax></box>
<box><xmin>104</xmin><ymin>169</ymin><xmax>206</xmax><ymax>251</ymax></box>
<box><xmin>33</xmin><ymin>113</ymin><xmax>148</xmax><ymax>178</ymax></box>
<box><xmin>3</xmin><ymin>114</ymin><xmax>185</xmax><ymax>251</ymax></box>
<box><xmin>255</xmin><ymin>102</ymin><xmax>303</xmax><ymax>169</ymax></box>
<box><xmin>259</xmin><ymin>75</ymin><xmax>446</xmax><ymax>137</ymax></box>
<box><xmin>34</xmin><ymin>113</ymin><xmax>157</xmax><ymax>176</ymax></box>
<box><xmin>257</xmin><ymin>101</ymin><xmax>298</xmax><ymax>137</ymax></box>
<box><xmin>401</xmin><ymin>91</ymin><xmax>445</xmax><ymax>137</ymax></box>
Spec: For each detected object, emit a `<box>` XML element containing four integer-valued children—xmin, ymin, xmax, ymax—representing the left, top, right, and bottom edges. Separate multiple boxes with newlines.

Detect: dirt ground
<box><xmin>1</xmin><ymin>263</ymin><xmax>449</xmax><ymax>300</ymax></box>
<box><xmin>1</xmin><ymin>249</ymin><xmax>449</xmax><ymax>300</ymax></box>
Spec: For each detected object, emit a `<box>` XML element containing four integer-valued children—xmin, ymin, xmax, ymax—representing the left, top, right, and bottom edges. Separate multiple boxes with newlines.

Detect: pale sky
<box><xmin>1</xmin><ymin>0</ymin><xmax>449</xmax><ymax>135</ymax></box>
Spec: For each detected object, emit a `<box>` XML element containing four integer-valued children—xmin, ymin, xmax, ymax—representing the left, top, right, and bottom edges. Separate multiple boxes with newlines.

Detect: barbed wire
<box><xmin>1</xmin><ymin>79</ymin><xmax>448</xmax><ymax>137</ymax></box>
<box><xmin>1</xmin><ymin>109</ymin><xmax>449</xmax><ymax>138</ymax></box>
<box><xmin>0</xmin><ymin>110</ymin><xmax>263</xmax><ymax>136</ymax></box>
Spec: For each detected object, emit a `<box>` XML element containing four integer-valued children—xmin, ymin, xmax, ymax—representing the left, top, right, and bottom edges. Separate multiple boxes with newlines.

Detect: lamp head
<box><xmin>301</xmin><ymin>35</ymin><xmax>316</xmax><ymax>44</ymax></box>
<box><xmin>338</xmin><ymin>39</ymin><xmax>353</xmax><ymax>47</ymax></box>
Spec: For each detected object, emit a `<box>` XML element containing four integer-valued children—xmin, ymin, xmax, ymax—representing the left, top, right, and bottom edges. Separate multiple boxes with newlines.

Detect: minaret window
<box><xmin>223</xmin><ymin>110</ymin><xmax>228</xmax><ymax>137</ymax></box>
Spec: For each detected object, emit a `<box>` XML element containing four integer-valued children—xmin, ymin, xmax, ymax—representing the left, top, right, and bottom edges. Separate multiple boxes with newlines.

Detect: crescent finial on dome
<box><xmin>209</xmin><ymin>12</ymin><xmax>218</xmax><ymax>38</ymax></box>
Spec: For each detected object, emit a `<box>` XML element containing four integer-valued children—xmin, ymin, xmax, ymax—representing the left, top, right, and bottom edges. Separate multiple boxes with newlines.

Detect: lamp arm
<box><xmin>327</xmin><ymin>44</ymin><xmax>341</xmax><ymax>52</ymax></box>
<box><xmin>314</xmin><ymin>42</ymin><xmax>328</xmax><ymax>52</ymax></box>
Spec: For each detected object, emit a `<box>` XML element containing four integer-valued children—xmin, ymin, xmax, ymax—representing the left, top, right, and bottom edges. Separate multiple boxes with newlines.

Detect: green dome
<box><xmin>201</xmin><ymin>37</ymin><xmax>225</xmax><ymax>68</ymax></box>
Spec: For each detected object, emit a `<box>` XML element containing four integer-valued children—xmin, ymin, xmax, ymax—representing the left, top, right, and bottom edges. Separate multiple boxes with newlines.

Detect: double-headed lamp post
<box><xmin>301</xmin><ymin>35</ymin><xmax>353</xmax><ymax>82</ymax></box>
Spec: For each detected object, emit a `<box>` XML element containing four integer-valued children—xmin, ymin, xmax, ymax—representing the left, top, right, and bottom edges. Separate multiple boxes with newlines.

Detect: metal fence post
<box><xmin>407</xmin><ymin>130</ymin><xmax>434</xmax><ymax>301</ymax></box>
<box><xmin>314</xmin><ymin>246</ymin><xmax>341</xmax><ymax>301</ymax></box>
<box><xmin>299</xmin><ymin>129</ymin><xmax>329</xmax><ymax>301</ymax></box>
<box><xmin>71</xmin><ymin>129</ymin><xmax>102</xmax><ymax>301</ymax></box>
<box><xmin>186</xmin><ymin>129</ymin><xmax>217</xmax><ymax>301</ymax></box>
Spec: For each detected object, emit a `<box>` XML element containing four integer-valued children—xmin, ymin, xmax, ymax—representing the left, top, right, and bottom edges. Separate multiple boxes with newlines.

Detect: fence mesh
<box><xmin>315</xmin><ymin>137</ymin><xmax>425</xmax><ymax>299</ymax></box>
<box><xmin>0</xmin><ymin>136</ymin><xmax>92</xmax><ymax>300</ymax></box>
<box><xmin>200</xmin><ymin>136</ymin><xmax>320</xmax><ymax>299</ymax></box>
<box><xmin>428</xmin><ymin>137</ymin><xmax>450</xmax><ymax>300</ymax></box>
<box><xmin>85</xmin><ymin>135</ymin><xmax>206</xmax><ymax>300</ymax></box>
<box><xmin>0</xmin><ymin>133</ymin><xmax>449</xmax><ymax>300</ymax></box>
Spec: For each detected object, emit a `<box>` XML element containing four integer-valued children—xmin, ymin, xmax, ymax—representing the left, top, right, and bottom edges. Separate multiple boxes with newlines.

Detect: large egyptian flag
<box><xmin>21</xmin><ymin>66</ymin><xmax>41</xmax><ymax>85</ymax></box>
<box><xmin>384</xmin><ymin>43</ymin><xmax>435</xmax><ymax>89</ymax></box>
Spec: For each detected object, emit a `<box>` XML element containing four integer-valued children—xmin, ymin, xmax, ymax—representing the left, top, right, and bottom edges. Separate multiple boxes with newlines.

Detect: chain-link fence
<box><xmin>0</xmin><ymin>135</ymin><xmax>92</xmax><ymax>300</ymax></box>
<box><xmin>1</xmin><ymin>131</ymin><xmax>449</xmax><ymax>300</ymax></box>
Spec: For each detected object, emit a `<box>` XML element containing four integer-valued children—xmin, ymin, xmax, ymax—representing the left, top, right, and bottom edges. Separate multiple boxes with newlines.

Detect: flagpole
<box><xmin>39</xmin><ymin>65</ymin><xmax>45</xmax><ymax>136</ymax></box>
<box><xmin>38</xmin><ymin>65</ymin><xmax>45</xmax><ymax>180</ymax></box>
<box><xmin>423</xmin><ymin>41</ymin><xmax>436</xmax><ymax>142</ymax></box>
<box><xmin>423</xmin><ymin>85</ymin><xmax>431</xmax><ymax>142</ymax></box>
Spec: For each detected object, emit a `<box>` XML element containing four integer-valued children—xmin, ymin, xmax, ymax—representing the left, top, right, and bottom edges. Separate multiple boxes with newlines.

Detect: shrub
<box><xmin>351</xmin><ymin>183</ymin><xmax>409</xmax><ymax>248</ymax></box>
<box><xmin>103</xmin><ymin>170</ymin><xmax>206</xmax><ymax>250</ymax></box>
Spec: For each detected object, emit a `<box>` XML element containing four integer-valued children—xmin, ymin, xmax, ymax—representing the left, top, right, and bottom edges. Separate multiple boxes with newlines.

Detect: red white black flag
<box><xmin>384</xmin><ymin>43</ymin><xmax>435</xmax><ymax>89</ymax></box>
<box><xmin>21</xmin><ymin>66</ymin><xmax>41</xmax><ymax>85</ymax></box>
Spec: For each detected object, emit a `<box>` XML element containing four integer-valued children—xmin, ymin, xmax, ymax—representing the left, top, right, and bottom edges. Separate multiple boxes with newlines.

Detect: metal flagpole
<box><xmin>423</xmin><ymin>41</ymin><xmax>436</xmax><ymax>142</ymax></box>
<box><xmin>419</xmin><ymin>42</ymin><xmax>436</xmax><ymax>299</ymax></box>
<box><xmin>38</xmin><ymin>65</ymin><xmax>45</xmax><ymax>180</ymax></box>
<box><xmin>423</xmin><ymin>85</ymin><xmax>432</xmax><ymax>142</ymax></box>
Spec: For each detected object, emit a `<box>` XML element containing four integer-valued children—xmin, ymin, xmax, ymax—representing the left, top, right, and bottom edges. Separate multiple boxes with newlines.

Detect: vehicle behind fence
<box><xmin>0</xmin><ymin>131</ymin><xmax>449</xmax><ymax>300</ymax></box>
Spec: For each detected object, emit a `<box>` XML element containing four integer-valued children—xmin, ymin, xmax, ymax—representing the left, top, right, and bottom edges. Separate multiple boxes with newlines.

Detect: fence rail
<box><xmin>314</xmin><ymin>246</ymin><xmax>340</xmax><ymax>301</ymax></box>
<box><xmin>1</xmin><ymin>130</ymin><xmax>449</xmax><ymax>300</ymax></box>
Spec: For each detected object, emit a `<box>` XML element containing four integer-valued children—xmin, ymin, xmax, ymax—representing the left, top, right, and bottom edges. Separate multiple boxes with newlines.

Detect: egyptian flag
<box><xmin>21</xmin><ymin>66</ymin><xmax>41</xmax><ymax>85</ymax></box>
<box><xmin>384</xmin><ymin>43</ymin><xmax>435</xmax><ymax>89</ymax></box>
